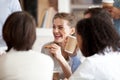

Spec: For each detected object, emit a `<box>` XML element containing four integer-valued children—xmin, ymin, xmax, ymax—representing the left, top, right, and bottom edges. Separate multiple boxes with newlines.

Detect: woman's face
<box><xmin>53</xmin><ymin>18</ymin><xmax>74</xmax><ymax>44</ymax></box>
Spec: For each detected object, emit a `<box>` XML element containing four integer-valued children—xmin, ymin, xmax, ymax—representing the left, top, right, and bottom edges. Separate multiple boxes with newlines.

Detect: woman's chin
<box><xmin>54</xmin><ymin>39</ymin><xmax>63</xmax><ymax>43</ymax></box>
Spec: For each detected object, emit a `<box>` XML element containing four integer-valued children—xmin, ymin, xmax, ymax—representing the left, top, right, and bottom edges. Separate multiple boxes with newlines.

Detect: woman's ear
<box><xmin>70</xmin><ymin>27</ymin><xmax>75</xmax><ymax>35</ymax></box>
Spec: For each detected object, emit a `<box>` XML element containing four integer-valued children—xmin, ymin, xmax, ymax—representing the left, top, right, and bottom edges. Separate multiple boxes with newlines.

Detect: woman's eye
<box><xmin>53</xmin><ymin>25</ymin><xmax>55</xmax><ymax>29</ymax></box>
<box><xmin>59</xmin><ymin>27</ymin><xmax>63</xmax><ymax>30</ymax></box>
<box><xmin>58</xmin><ymin>26</ymin><xmax>64</xmax><ymax>30</ymax></box>
<box><xmin>52</xmin><ymin>25</ymin><xmax>64</xmax><ymax>30</ymax></box>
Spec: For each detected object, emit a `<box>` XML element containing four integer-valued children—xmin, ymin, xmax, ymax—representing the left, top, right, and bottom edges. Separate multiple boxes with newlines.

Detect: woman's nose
<box><xmin>53</xmin><ymin>28</ymin><xmax>59</xmax><ymax>33</ymax></box>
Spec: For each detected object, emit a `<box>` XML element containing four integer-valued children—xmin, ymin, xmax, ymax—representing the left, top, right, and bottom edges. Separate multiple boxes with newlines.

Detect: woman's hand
<box><xmin>48</xmin><ymin>43</ymin><xmax>72</xmax><ymax>78</ymax></box>
<box><xmin>48</xmin><ymin>43</ymin><xmax>63</xmax><ymax>59</ymax></box>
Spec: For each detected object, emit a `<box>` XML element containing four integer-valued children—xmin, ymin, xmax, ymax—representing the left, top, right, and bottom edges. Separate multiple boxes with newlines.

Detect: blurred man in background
<box><xmin>102</xmin><ymin>0</ymin><xmax>120</xmax><ymax>34</ymax></box>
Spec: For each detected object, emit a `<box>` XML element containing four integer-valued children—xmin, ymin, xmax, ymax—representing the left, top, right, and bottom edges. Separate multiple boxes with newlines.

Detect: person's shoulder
<box><xmin>32</xmin><ymin>50</ymin><xmax>52</xmax><ymax>59</ymax></box>
<box><xmin>85</xmin><ymin>54</ymin><xmax>103</xmax><ymax>62</ymax></box>
<box><xmin>30</xmin><ymin>50</ymin><xmax>53</xmax><ymax>63</ymax></box>
<box><xmin>39</xmin><ymin>52</ymin><xmax>54</xmax><ymax>65</ymax></box>
<box><xmin>80</xmin><ymin>54</ymin><xmax>101</xmax><ymax>67</ymax></box>
<box><xmin>42</xmin><ymin>41</ymin><xmax>54</xmax><ymax>48</ymax></box>
<box><xmin>41</xmin><ymin>41</ymin><xmax>54</xmax><ymax>51</ymax></box>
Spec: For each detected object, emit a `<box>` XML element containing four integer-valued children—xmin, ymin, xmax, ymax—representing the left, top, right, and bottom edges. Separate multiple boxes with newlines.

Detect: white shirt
<box><xmin>69</xmin><ymin>51</ymin><xmax>120</xmax><ymax>80</ymax></box>
<box><xmin>0</xmin><ymin>0</ymin><xmax>21</xmax><ymax>47</ymax></box>
<box><xmin>0</xmin><ymin>48</ymin><xmax>54</xmax><ymax>80</ymax></box>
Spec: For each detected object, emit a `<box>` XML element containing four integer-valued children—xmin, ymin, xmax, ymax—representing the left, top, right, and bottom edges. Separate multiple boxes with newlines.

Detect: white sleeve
<box><xmin>10</xmin><ymin>0</ymin><xmax>22</xmax><ymax>12</ymax></box>
<box><xmin>69</xmin><ymin>59</ymin><xmax>95</xmax><ymax>80</ymax></box>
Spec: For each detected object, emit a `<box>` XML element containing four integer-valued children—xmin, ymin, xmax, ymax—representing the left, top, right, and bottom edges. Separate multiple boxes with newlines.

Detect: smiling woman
<box><xmin>41</xmin><ymin>12</ymin><xmax>82</xmax><ymax>79</ymax></box>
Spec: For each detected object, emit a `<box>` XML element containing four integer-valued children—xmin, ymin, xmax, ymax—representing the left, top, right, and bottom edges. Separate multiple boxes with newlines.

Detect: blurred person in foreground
<box><xmin>0</xmin><ymin>11</ymin><xmax>54</xmax><ymax>80</ymax></box>
<box><xmin>68</xmin><ymin>16</ymin><xmax>120</xmax><ymax>80</ymax></box>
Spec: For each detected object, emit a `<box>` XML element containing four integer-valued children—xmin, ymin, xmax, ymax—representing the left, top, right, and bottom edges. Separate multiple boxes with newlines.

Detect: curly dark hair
<box><xmin>84</xmin><ymin>7</ymin><xmax>112</xmax><ymax>24</ymax></box>
<box><xmin>84</xmin><ymin>7</ymin><xmax>111</xmax><ymax>18</ymax></box>
<box><xmin>76</xmin><ymin>17</ymin><xmax>120</xmax><ymax>57</ymax></box>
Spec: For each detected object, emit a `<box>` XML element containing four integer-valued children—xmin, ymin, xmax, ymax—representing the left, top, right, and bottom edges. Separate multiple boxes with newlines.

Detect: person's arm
<box><xmin>48</xmin><ymin>43</ymin><xmax>72</xmax><ymax>78</ymax></box>
<box><xmin>55</xmin><ymin>54</ymin><xmax>72</xmax><ymax>78</ymax></box>
<box><xmin>10</xmin><ymin>0</ymin><xmax>22</xmax><ymax>12</ymax></box>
